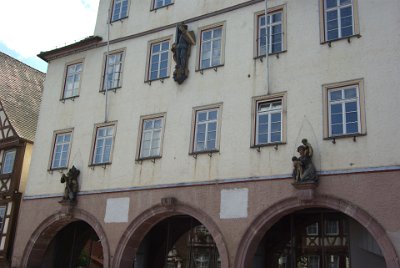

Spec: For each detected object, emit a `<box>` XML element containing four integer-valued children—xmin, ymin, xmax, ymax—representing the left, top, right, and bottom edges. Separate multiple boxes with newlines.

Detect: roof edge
<box><xmin>37</xmin><ymin>36</ymin><xmax>103</xmax><ymax>62</ymax></box>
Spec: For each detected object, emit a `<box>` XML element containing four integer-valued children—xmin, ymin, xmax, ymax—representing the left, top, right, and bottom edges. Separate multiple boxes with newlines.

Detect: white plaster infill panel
<box><xmin>104</xmin><ymin>197</ymin><xmax>130</xmax><ymax>223</ymax></box>
<box><xmin>220</xmin><ymin>188</ymin><xmax>248</xmax><ymax>219</ymax></box>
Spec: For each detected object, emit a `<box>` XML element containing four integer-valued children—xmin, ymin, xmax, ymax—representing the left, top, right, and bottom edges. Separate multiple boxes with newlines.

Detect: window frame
<box><xmin>100</xmin><ymin>49</ymin><xmax>126</xmax><ymax>92</ymax></box>
<box><xmin>48</xmin><ymin>129</ymin><xmax>74</xmax><ymax>171</ymax></box>
<box><xmin>89</xmin><ymin>122</ymin><xmax>117</xmax><ymax>166</ymax></box>
<box><xmin>145</xmin><ymin>37</ymin><xmax>172</xmax><ymax>82</ymax></box>
<box><xmin>251</xmin><ymin>92</ymin><xmax>287</xmax><ymax>148</ymax></box>
<box><xmin>319</xmin><ymin>0</ymin><xmax>360</xmax><ymax>43</ymax></box>
<box><xmin>136</xmin><ymin>113</ymin><xmax>166</xmax><ymax>161</ymax></box>
<box><xmin>322</xmin><ymin>78</ymin><xmax>366</xmax><ymax>139</ymax></box>
<box><xmin>61</xmin><ymin>60</ymin><xmax>84</xmax><ymax>100</ymax></box>
<box><xmin>254</xmin><ymin>4</ymin><xmax>287</xmax><ymax>58</ymax></box>
<box><xmin>196</xmin><ymin>22</ymin><xmax>226</xmax><ymax>71</ymax></box>
<box><xmin>190</xmin><ymin>103</ymin><xmax>223</xmax><ymax>155</ymax></box>
<box><xmin>110</xmin><ymin>0</ymin><xmax>130</xmax><ymax>22</ymax></box>
<box><xmin>1</xmin><ymin>149</ymin><xmax>16</xmax><ymax>175</ymax></box>
<box><xmin>151</xmin><ymin>0</ymin><xmax>174</xmax><ymax>10</ymax></box>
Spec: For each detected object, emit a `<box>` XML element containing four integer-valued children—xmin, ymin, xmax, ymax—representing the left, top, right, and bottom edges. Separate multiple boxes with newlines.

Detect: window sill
<box><xmin>145</xmin><ymin>76</ymin><xmax>169</xmax><ymax>85</ymax></box>
<box><xmin>189</xmin><ymin>149</ymin><xmax>219</xmax><ymax>158</ymax></box>
<box><xmin>254</xmin><ymin>50</ymin><xmax>287</xmax><ymax>61</ymax></box>
<box><xmin>324</xmin><ymin>133</ymin><xmax>366</xmax><ymax>144</ymax></box>
<box><xmin>60</xmin><ymin>96</ymin><xmax>79</xmax><ymax>103</ymax></box>
<box><xmin>47</xmin><ymin>167</ymin><xmax>68</xmax><ymax>173</ymax></box>
<box><xmin>196</xmin><ymin>64</ymin><xmax>224</xmax><ymax>74</ymax></box>
<box><xmin>110</xmin><ymin>16</ymin><xmax>128</xmax><ymax>24</ymax></box>
<box><xmin>251</xmin><ymin>142</ymin><xmax>285</xmax><ymax>151</ymax></box>
<box><xmin>322</xmin><ymin>34</ymin><xmax>361</xmax><ymax>47</ymax></box>
<box><xmin>136</xmin><ymin>155</ymin><xmax>162</xmax><ymax>164</ymax></box>
<box><xmin>151</xmin><ymin>3</ymin><xmax>174</xmax><ymax>11</ymax></box>
<box><xmin>100</xmin><ymin>87</ymin><xmax>121</xmax><ymax>94</ymax></box>
<box><xmin>89</xmin><ymin>162</ymin><xmax>112</xmax><ymax>169</ymax></box>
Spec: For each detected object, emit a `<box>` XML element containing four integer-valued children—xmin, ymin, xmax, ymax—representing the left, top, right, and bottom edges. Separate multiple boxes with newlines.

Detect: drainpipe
<box><xmin>264</xmin><ymin>0</ymin><xmax>270</xmax><ymax>95</ymax></box>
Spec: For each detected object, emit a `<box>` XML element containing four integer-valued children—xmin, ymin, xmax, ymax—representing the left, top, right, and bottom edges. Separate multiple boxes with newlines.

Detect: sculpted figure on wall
<box><xmin>292</xmin><ymin>139</ymin><xmax>317</xmax><ymax>183</ymax></box>
<box><xmin>171</xmin><ymin>23</ymin><xmax>196</xmax><ymax>84</ymax></box>
<box><xmin>60</xmin><ymin>166</ymin><xmax>80</xmax><ymax>202</ymax></box>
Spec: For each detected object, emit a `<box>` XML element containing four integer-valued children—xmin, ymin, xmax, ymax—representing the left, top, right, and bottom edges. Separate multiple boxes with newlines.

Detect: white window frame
<box><xmin>256</xmin><ymin>100</ymin><xmax>283</xmax><ymax>145</ymax></box>
<box><xmin>323</xmin><ymin>78</ymin><xmax>366</xmax><ymax>139</ymax></box>
<box><xmin>146</xmin><ymin>39</ymin><xmax>171</xmax><ymax>81</ymax></box>
<box><xmin>306</xmin><ymin>222</ymin><xmax>319</xmax><ymax>236</ymax></box>
<box><xmin>325</xmin><ymin>220</ymin><xmax>340</xmax><ymax>235</ymax></box>
<box><xmin>137</xmin><ymin>114</ymin><xmax>166</xmax><ymax>160</ymax></box>
<box><xmin>1</xmin><ymin>150</ymin><xmax>16</xmax><ymax>174</ymax></box>
<box><xmin>319</xmin><ymin>0</ymin><xmax>360</xmax><ymax>43</ymax></box>
<box><xmin>328</xmin><ymin>85</ymin><xmax>361</xmax><ymax>136</ymax></box>
<box><xmin>256</xmin><ymin>7</ymin><xmax>286</xmax><ymax>57</ymax></box>
<box><xmin>152</xmin><ymin>0</ymin><xmax>173</xmax><ymax>10</ymax></box>
<box><xmin>190</xmin><ymin>104</ymin><xmax>222</xmax><ymax>154</ymax></box>
<box><xmin>62</xmin><ymin>62</ymin><xmax>83</xmax><ymax>99</ymax></box>
<box><xmin>50</xmin><ymin>131</ymin><xmax>73</xmax><ymax>170</ymax></box>
<box><xmin>196</xmin><ymin>22</ymin><xmax>226</xmax><ymax>71</ymax></box>
<box><xmin>251</xmin><ymin>92</ymin><xmax>287</xmax><ymax>148</ymax></box>
<box><xmin>102</xmin><ymin>50</ymin><xmax>125</xmax><ymax>91</ymax></box>
<box><xmin>91</xmin><ymin>123</ymin><xmax>117</xmax><ymax>165</ymax></box>
<box><xmin>111</xmin><ymin>0</ymin><xmax>129</xmax><ymax>22</ymax></box>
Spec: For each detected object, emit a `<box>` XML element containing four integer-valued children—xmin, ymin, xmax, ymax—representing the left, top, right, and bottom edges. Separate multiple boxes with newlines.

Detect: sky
<box><xmin>0</xmin><ymin>0</ymin><xmax>100</xmax><ymax>73</ymax></box>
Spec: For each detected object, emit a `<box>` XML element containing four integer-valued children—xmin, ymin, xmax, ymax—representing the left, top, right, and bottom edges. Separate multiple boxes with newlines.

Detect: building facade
<box><xmin>11</xmin><ymin>0</ymin><xmax>400</xmax><ymax>267</ymax></box>
<box><xmin>0</xmin><ymin>52</ymin><xmax>44</xmax><ymax>267</ymax></box>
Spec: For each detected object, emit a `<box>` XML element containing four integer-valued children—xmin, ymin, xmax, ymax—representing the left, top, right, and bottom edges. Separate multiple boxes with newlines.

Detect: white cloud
<box><xmin>0</xmin><ymin>0</ymin><xmax>99</xmax><ymax>58</ymax></box>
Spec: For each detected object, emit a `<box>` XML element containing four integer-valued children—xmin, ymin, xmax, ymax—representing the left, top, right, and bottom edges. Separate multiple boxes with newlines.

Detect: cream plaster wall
<box><xmin>19</xmin><ymin>143</ymin><xmax>33</xmax><ymax>193</ymax></box>
<box><xmin>25</xmin><ymin>0</ymin><xmax>400</xmax><ymax>196</ymax></box>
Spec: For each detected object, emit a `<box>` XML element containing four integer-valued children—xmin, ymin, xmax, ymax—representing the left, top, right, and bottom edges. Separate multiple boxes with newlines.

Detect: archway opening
<box><xmin>253</xmin><ymin>208</ymin><xmax>386</xmax><ymax>268</ymax></box>
<box><xmin>42</xmin><ymin>220</ymin><xmax>104</xmax><ymax>268</ymax></box>
<box><xmin>134</xmin><ymin>215</ymin><xmax>221</xmax><ymax>268</ymax></box>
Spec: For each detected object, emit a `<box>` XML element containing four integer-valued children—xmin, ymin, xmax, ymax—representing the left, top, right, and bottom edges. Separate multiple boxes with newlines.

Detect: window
<box><xmin>63</xmin><ymin>62</ymin><xmax>82</xmax><ymax>99</ymax></box>
<box><xmin>325</xmin><ymin>220</ymin><xmax>339</xmax><ymax>235</ymax></box>
<box><xmin>320</xmin><ymin>0</ymin><xmax>360</xmax><ymax>42</ymax></box>
<box><xmin>197</xmin><ymin>23</ymin><xmax>225</xmax><ymax>70</ymax></box>
<box><xmin>306</xmin><ymin>222</ymin><xmax>319</xmax><ymax>236</ymax></box>
<box><xmin>191</xmin><ymin>104</ymin><xmax>222</xmax><ymax>154</ymax></box>
<box><xmin>147</xmin><ymin>40</ymin><xmax>170</xmax><ymax>81</ymax></box>
<box><xmin>137</xmin><ymin>115</ymin><xmax>165</xmax><ymax>159</ymax></box>
<box><xmin>153</xmin><ymin>0</ymin><xmax>172</xmax><ymax>9</ymax></box>
<box><xmin>251</xmin><ymin>93</ymin><xmax>287</xmax><ymax>147</ymax></box>
<box><xmin>308</xmin><ymin>255</ymin><xmax>320</xmax><ymax>268</ymax></box>
<box><xmin>51</xmin><ymin>131</ymin><xmax>72</xmax><ymax>169</ymax></box>
<box><xmin>0</xmin><ymin>206</ymin><xmax>5</xmax><ymax>232</ymax></box>
<box><xmin>327</xmin><ymin>255</ymin><xmax>340</xmax><ymax>268</ymax></box>
<box><xmin>111</xmin><ymin>0</ymin><xmax>129</xmax><ymax>22</ymax></box>
<box><xmin>323</xmin><ymin>79</ymin><xmax>366</xmax><ymax>139</ymax></box>
<box><xmin>103</xmin><ymin>51</ymin><xmax>124</xmax><ymax>91</ymax></box>
<box><xmin>91</xmin><ymin>124</ymin><xmax>116</xmax><ymax>165</ymax></box>
<box><xmin>256</xmin><ymin>5</ymin><xmax>286</xmax><ymax>57</ymax></box>
<box><xmin>1</xmin><ymin>150</ymin><xmax>16</xmax><ymax>174</ymax></box>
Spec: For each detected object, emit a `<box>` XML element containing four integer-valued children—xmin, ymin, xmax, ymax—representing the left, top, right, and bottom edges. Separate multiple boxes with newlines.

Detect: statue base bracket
<box><xmin>292</xmin><ymin>181</ymin><xmax>318</xmax><ymax>201</ymax></box>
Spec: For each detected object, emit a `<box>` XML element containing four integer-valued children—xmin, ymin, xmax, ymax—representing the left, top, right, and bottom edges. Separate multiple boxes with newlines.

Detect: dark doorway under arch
<box><xmin>42</xmin><ymin>221</ymin><xmax>104</xmax><ymax>268</ymax></box>
<box><xmin>134</xmin><ymin>215</ymin><xmax>221</xmax><ymax>268</ymax></box>
<box><xmin>253</xmin><ymin>208</ymin><xmax>386</xmax><ymax>268</ymax></box>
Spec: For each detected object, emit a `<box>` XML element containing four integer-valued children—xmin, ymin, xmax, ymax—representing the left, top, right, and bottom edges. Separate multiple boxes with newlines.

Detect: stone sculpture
<box><xmin>292</xmin><ymin>139</ymin><xmax>317</xmax><ymax>183</ymax></box>
<box><xmin>60</xmin><ymin>166</ymin><xmax>80</xmax><ymax>202</ymax></box>
<box><xmin>171</xmin><ymin>23</ymin><xmax>196</xmax><ymax>84</ymax></box>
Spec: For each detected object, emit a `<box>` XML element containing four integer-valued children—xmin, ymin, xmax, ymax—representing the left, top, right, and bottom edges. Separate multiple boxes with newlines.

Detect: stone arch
<box><xmin>235</xmin><ymin>194</ymin><xmax>400</xmax><ymax>268</ymax></box>
<box><xmin>113</xmin><ymin>202</ymin><xmax>229</xmax><ymax>268</ymax></box>
<box><xmin>21</xmin><ymin>208</ymin><xmax>110</xmax><ymax>268</ymax></box>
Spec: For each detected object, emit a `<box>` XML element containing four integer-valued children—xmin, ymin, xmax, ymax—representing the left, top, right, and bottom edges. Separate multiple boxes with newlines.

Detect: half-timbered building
<box><xmin>0</xmin><ymin>52</ymin><xmax>44</xmax><ymax>266</ymax></box>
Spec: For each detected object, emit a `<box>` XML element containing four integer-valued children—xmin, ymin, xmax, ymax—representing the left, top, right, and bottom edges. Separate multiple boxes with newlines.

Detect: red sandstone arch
<box><xmin>113</xmin><ymin>203</ymin><xmax>229</xmax><ymax>268</ymax></box>
<box><xmin>21</xmin><ymin>208</ymin><xmax>110</xmax><ymax>268</ymax></box>
<box><xmin>234</xmin><ymin>194</ymin><xmax>400</xmax><ymax>268</ymax></box>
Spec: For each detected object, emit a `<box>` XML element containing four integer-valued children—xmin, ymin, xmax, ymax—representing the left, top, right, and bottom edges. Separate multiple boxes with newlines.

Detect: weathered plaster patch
<box><xmin>220</xmin><ymin>188</ymin><xmax>248</xmax><ymax>219</ymax></box>
<box><xmin>104</xmin><ymin>197</ymin><xmax>130</xmax><ymax>223</ymax></box>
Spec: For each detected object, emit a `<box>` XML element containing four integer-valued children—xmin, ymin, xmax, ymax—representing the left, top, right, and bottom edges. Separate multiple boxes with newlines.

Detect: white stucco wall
<box><xmin>25</xmin><ymin>0</ymin><xmax>400</xmax><ymax>196</ymax></box>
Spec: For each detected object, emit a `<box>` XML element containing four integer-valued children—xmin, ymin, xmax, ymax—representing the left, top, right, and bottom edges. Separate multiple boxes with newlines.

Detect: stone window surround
<box><xmin>135</xmin><ymin>112</ymin><xmax>167</xmax><ymax>161</ymax></box>
<box><xmin>322</xmin><ymin>78</ymin><xmax>366</xmax><ymax>140</ymax></box>
<box><xmin>253</xmin><ymin>4</ymin><xmax>287</xmax><ymax>58</ymax></box>
<box><xmin>48</xmin><ymin>128</ymin><xmax>74</xmax><ymax>171</ymax></box>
